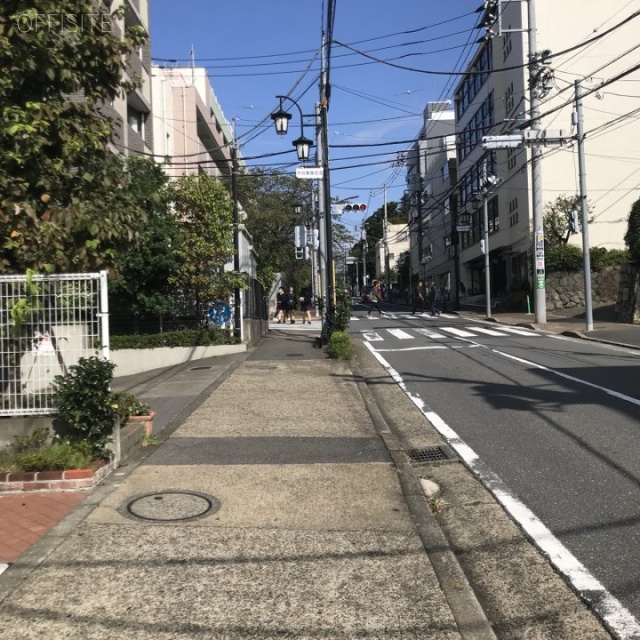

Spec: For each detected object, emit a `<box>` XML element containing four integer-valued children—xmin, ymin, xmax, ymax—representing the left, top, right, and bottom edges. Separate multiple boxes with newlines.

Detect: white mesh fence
<box><xmin>0</xmin><ymin>271</ymin><xmax>108</xmax><ymax>416</ymax></box>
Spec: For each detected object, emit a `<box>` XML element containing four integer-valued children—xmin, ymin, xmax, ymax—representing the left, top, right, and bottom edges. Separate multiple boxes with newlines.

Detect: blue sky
<box><xmin>150</xmin><ymin>0</ymin><xmax>480</xmax><ymax>237</ymax></box>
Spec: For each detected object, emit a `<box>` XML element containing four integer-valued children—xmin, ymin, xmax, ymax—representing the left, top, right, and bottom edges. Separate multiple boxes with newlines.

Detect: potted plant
<box><xmin>114</xmin><ymin>392</ymin><xmax>156</xmax><ymax>436</ymax></box>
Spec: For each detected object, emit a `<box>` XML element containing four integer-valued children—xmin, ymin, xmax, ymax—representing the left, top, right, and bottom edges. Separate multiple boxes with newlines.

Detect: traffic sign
<box><xmin>295</xmin><ymin>167</ymin><xmax>323</xmax><ymax>179</ymax></box>
<box><xmin>482</xmin><ymin>134</ymin><xmax>524</xmax><ymax>149</ymax></box>
<box><xmin>456</xmin><ymin>225</ymin><xmax>471</xmax><ymax>232</ymax></box>
<box><xmin>207</xmin><ymin>302</ymin><xmax>232</xmax><ymax>326</ymax></box>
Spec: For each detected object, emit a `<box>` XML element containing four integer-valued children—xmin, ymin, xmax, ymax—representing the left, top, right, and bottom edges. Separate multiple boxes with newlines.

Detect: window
<box><xmin>127</xmin><ymin>105</ymin><xmax>146</xmax><ymax>137</ymax></box>
<box><xmin>503</xmin><ymin>31</ymin><xmax>512</xmax><ymax>62</ymax></box>
<box><xmin>455</xmin><ymin>42</ymin><xmax>493</xmax><ymax>120</ymax></box>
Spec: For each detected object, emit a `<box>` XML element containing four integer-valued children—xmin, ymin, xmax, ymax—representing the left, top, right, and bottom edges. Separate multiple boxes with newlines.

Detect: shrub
<box><xmin>326</xmin><ymin>330</ymin><xmax>353</xmax><ymax>360</ymax></box>
<box><xmin>53</xmin><ymin>356</ymin><xmax>119</xmax><ymax>457</ymax></box>
<box><xmin>545</xmin><ymin>244</ymin><xmax>583</xmax><ymax>273</ymax></box>
<box><xmin>0</xmin><ymin>428</ymin><xmax>94</xmax><ymax>472</ymax></box>
<box><xmin>334</xmin><ymin>290</ymin><xmax>352</xmax><ymax>332</ymax></box>
<box><xmin>112</xmin><ymin>391</ymin><xmax>153</xmax><ymax>427</ymax></box>
<box><xmin>110</xmin><ymin>328</ymin><xmax>237</xmax><ymax>350</ymax></box>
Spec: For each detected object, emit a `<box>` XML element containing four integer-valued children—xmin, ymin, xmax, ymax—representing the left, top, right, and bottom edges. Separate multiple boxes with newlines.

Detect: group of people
<box><xmin>412</xmin><ymin>280</ymin><xmax>442</xmax><ymax>317</ymax></box>
<box><xmin>275</xmin><ymin>286</ymin><xmax>313</xmax><ymax>324</ymax></box>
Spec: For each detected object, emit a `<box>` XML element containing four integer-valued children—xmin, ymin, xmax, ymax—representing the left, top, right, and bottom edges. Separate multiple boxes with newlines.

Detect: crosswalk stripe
<box><xmin>350</xmin><ymin>317</ymin><xmax>360</xmax><ymax>321</ymax></box>
<box><xmin>466</xmin><ymin>326</ymin><xmax>508</xmax><ymax>337</ymax></box>
<box><xmin>439</xmin><ymin>327</ymin><xmax>477</xmax><ymax>338</ymax></box>
<box><xmin>497</xmin><ymin>326</ymin><xmax>539</xmax><ymax>336</ymax></box>
<box><xmin>386</xmin><ymin>328</ymin><xmax>414</xmax><ymax>340</ymax></box>
<box><xmin>414</xmin><ymin>328</ymin><xmax>446</xmax><ymax>339</ymax></box>
<box><xmin>361</xmin><ymin>331</ymin><xmax>384</xmax><ymax>342</ymax></box>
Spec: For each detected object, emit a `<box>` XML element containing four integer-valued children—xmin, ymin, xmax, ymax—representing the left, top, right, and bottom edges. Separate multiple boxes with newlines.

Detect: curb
<box><xmin>351</xmin><ymin>344</ymin><xmax>497</xmax><ymax>640</ymax></box>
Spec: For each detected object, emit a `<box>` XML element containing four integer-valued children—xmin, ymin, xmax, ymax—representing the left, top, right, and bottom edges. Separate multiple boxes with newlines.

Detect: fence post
<box><xmin>99</xmin><ymin>270</ymin><xmax>110</xmax><ymax>361</ymax></box>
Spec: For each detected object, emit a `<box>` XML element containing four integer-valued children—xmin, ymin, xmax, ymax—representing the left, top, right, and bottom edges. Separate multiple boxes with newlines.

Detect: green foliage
<box><xmin>170</xmin><ymin>174</ymin><xmax>245</xmax><ymax>309</ymax></box>
<box><xmin>52</xmin><ymin>356</ymin><xmax>118</xmax><ymax>457</ymax></box>
<box><xmin>326</xmin><ymin>330</ymin><xmax>353</xmax><ymax>360</ymax></box>
<box><xmin>0</xmin><ymin>428</ymin><xmax>94</xmax><ymax>472</ymax></box>
<box><xmin>8</xmin><ymin>268</ymin><xmax>40</xmax><ymax>332</ymax></box>
<box><xmin>110</xmin><ymin>328</ymin><xmax>238</xmax><ymax>350</ymax></box>
<box><xmin>543</xmin><ymin>194</ymin><xmax>593</xmax><ymax>249</ymax></box>
<box><xmin>0</xmin><ymin>1</ymin><xmax>149</xmax><ymax>273</ymax></box>
<box><xmin>112</xmin><ymin>392</ymin><xmax>152</xmax><ymax>426</ymax></box>
<box><xmin>334</xmin><ymin>290</ymin><xmax>352</xmax><ymax>331</ymax></box>
<box><xmin>110</xmin><ymin>159</ymin><xmax>180</xmax><ymax>319</ymax></box>
<box><xmin>545</xmin><ymin>244</ymin><xmax>583</xmax><ymax>273</ymax></box>
<box><xmin>624</xmin><ymin>197</ymin><xmax>640</xmax><ymax>266</ymax></box>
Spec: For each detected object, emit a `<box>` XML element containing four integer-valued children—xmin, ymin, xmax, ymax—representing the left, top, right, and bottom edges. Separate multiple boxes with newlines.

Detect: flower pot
<box><xmin>126</xmin><ymin>410</ymin><xmax>156</xmax><ymax>437</ymax></box>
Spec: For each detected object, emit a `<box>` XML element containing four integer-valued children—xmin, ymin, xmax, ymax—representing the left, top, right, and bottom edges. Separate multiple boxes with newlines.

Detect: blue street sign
<box><xmin>207</xmin><ymin>302</ymin><xmax>232</xmax><ymax>326</ymax></box>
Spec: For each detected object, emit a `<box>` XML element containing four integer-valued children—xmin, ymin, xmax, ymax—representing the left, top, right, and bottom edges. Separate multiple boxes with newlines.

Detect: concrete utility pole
<box><xmin>574</xmin><ymin>79</ymin><xmax>593</xmax><ymax>331</ymax></box>
<box><xmin>528</xmin><ymin>0</ymin><xmax>546</xmax><ymax>324</ymax></box>
<box><xmin>481</xmin><ymin>159</ymin><xmax>492</xmax><ymax>318</ymax></box>
<box><xmin>383</xmin><ymin>184</ymin><xmax>391</xmax><ymax>301</ymax></box>
<box><xmin>231</xmin><ymin>140</ymin><xmax>242</xmax><ymax>341</ymax></box>
<box><xmin>315</xmin><ymin>104</ymin><xmax>328</xmax><ymax>307</ymax></box>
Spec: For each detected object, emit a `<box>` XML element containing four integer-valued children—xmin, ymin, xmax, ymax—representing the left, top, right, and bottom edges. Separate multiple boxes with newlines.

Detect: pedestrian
<box><xmin>367</xmin><ymin>279</ymin><xmax>384</xmax><ymax>317</ymax></box>
<box><xmin>412</xmin><ymin>279</ymin><xmax>425</xmax><ymax>314</ymax></box>
<box><xmin>459</xmin><ymin>281</ymin><xmax>467</xmax><ymax>299</ymax></box>
<box><xmin>428</xmin><ymin>281</ymin><xmax>441</xmax><ymax>317</ymax></box>
<box><xmin>285</xmin><ymin>286</ymin><xmax>297</xmax><ymax>323</ymax></box>
<box><xmin>300</xmin><ymin>286</ymin><xmax>313</xmax><ymax>324</ymax></box>
<box><xmin>275</xmin><ymin>286</ymin><xmax>286</xmax><ymax>323</ymax></box>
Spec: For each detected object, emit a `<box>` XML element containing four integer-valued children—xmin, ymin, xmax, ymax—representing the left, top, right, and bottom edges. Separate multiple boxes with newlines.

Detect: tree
<box><xmin>109</xmin><ymin>159</ymin><xmax>181</xmax><ymax>330</ymax></box>
<box><xmin>169</xmin><ymin>174</ymin><xmax>244</xmax><ymax>315</ymax></box>
<box><xmin>0</xmin><ymin>1</ymin><xmax>148</xmax><ymax>273</ymax></box>
<box><xmin>624</xmin><ymin>197</ymin><xmax>640</xmax><ymax>267</ymax></box>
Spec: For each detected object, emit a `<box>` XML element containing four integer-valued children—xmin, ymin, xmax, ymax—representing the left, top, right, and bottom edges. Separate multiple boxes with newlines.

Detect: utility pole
<box><xmin>575</xmin><ymin>79</ymin><xmax>593</xmax><ymax>331</ymax></box>
<box><xmin>383</xmin><ymin>184</ymin><xmax>391</xmax><ymax>301</ymax></box>
<box><xmin>230</xmin><ymin>140</ymin><xmax>242</xmax><ymax>340</ymax></box>
<box><xmin>481</xmin><ymin>159</ymin><xmax>492</xmax><ymax>318</ymax></box>
<box><xmin>315</xmin><ymin>103</ymin><xmax>328</xmax><ymax>308</ymax></box>
<box><xmin>528</xmin><ymin>0</ymin><xmax>546</xmax><ymax>324</ymax></box>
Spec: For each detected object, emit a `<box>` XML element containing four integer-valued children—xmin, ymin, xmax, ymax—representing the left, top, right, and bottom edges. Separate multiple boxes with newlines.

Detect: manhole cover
<box><xmin>406</xmin><ymin>446</ymin><xmax>450</xmax><ymax>464</ymax></box>
<box><xmin>121</xmin><ymin>490</ymin><xmax>220</xmax><ymax>523</ymax></box>
<box><xmin>190</xmin><ymin>366</ymin><xmax>212</xmax><ymax>371</ymax></box>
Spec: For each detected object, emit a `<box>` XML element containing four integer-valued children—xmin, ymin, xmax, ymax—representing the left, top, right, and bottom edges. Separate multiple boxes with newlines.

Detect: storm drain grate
<box><xmin>190</xmin><ymin>366</ymin><xmax>213</xmax><ymax>371</ymax></box>
<box><xmin>406</xmin><ymin>446</ymin><xmax>450</xmax><ymax>464</ymax></box>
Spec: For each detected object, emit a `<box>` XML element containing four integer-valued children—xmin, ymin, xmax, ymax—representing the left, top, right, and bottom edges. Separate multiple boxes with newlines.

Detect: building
<box><xmin>409</xmin><ymin>0</ymin><xmax>640</xmax><ymax>301</ymax></box>
<box><xmin>375</xmin><ymin>223</ymin><xmax>410</xmax><ymax>283</ymax></box>
<box><xmin>100</xmin><ymin>0</ymin><xmax>154</xmax><ymax>157</ymax></box>
<box><xmin>404</xmin><ymin>102</ymin><xmax>456</xmax><ymax>292</ymax></box>
<box><xmin>151</xmin><ymin>65</ymin><xmax>260</xmax><ymax>339</ymax></box>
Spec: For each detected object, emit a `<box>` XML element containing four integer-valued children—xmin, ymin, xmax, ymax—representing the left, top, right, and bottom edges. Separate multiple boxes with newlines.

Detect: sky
<box><xmin>150</xmin><ymin>0</ymin><xmax>481</xmax><ymax>239</ymax></box>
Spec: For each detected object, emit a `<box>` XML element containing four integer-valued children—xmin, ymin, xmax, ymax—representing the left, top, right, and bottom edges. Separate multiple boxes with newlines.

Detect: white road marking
<box><xmin>363</xmin><ymin>341</ymin><xmax>640</xmax><ymax>639</ymax></box>
<box><xmin>465</xmin><ymin>326</ymin><xmax>509</xmax><ymax>337</ymax></box>
<box><xmin>0</xmin><ymin>564</ymin><xmax>7</xmax><ymax>576</ymax></box>
<box><xmin>361</xmin><ymin>331</ymin><xmax>384</xmax><ymax>342</ymax></box>
<box><xmin>386</xmin><ymin>328</ymin><xmax>414</xmax><ymax>340</ymax></box>
<box><xmin>414</xmin><ymin>328</ymin><xmax>447</xmax><ymax>339</ymax></box>
<box><xmin>377</xmin><ymin>345</ymin><xmax>448</xmax><ymax>352</ymax></box>
<box><xmin>439</xmin><ymin>327</ymin><xmax>477</xmax><ymax>338</ymax></box>
<box><xmin>494</xmin><ymin>349</ymin><xmax>640</xmax><ymax>408</ymax></box>
<box><xmin>496</xmin><ymin>326</ymin><xmax>538</xmax><ymax>336</ymax></box>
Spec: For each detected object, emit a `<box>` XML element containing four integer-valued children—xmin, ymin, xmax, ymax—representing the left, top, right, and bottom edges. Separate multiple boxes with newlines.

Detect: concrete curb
<box><xmin>351</xmin><ymin>345</ymin><xmax>497</xmax><ymax>640</ymax></box>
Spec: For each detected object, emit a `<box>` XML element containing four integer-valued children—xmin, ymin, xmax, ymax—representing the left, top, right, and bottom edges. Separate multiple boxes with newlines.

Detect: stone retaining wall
<box><xmin>614</xmin><ymin>263</ymin><xmax>640</xmax><ymax>323</ymax></box>
<box><xmin>545</xmin><ymin>266</ymin><xmax>619</xmax><ymax>311</ymax></box>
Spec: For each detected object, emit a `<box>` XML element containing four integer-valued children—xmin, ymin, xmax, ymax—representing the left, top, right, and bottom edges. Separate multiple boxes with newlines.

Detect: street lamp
<box><xmin>271</xmin><ymin>96</ymin><xmax>314</xmax><ymax>163</ymax></box>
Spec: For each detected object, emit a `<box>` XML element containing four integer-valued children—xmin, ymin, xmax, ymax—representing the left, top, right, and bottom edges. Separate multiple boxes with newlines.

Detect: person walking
<box><xmin>367</xmin><ymin>280</ymin><xmax>384</xmax><ymax>317</ymax></box>
<box><xmin>285</xmin><ymin>286</ymin><xmax>297</xmax><ymax>323</ymax></box>
<box><xmin>275</xmin><ymin>286</ymin><xmax>286</xmax><ymax>323</ymax></box>
<box><xmin>412</xmin><ymin>280</ymin><xmax>425</xmax><ymax>314</ymax></box>
<box><xmin>428</xmin><ymin>281</ymin><xmax>441</xmax><ymax>317</ymax></box>
<box><xmin>300</xmin><ymin>286</ymin><xmax>313</xmax><ymax>324</ymax></box>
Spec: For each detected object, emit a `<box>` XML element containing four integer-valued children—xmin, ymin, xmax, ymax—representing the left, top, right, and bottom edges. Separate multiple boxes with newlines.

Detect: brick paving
<box><xmin>0</xmin><ymin>492</ymin><xmax>86</xmax><ymax>564</ymax></box>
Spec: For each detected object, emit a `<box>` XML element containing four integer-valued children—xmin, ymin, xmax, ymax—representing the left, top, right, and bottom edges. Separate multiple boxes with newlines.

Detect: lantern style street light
<box><xmin>271</xmin><ymin>96</ymin><xmax>314</xmax><ymax>163</ymax></box>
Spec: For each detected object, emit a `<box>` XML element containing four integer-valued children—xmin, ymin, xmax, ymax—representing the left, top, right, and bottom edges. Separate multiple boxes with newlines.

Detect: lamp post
<box><xmin>271</xmin><ymin>95</ymin><xmax>335</xmax><ymax>333</ymax></box>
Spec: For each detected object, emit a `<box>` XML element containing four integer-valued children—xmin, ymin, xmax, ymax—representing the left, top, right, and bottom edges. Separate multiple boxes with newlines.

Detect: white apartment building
<box><xmin>375</xmin><ymin>223</ymin><xmax>410</xmax><ymax>280</ymax></box>
<box><xmin>405</xmin><ymin>102</ymin><xmax>457</xmax><ymax>291</ymax></box>
<box><xmin>151</xmin><ymin>66</ymin><xmax>234</xmax><ymax>179</ymax></box>
<box><xmin>99</xmin><ymin>0</ymin><xmax>153</xmax><ymax>157</ymax></box>
<box><xmin>411</xmin><ymin>1</ymin><xmax>640</xmax><ymax>299</ymax></box>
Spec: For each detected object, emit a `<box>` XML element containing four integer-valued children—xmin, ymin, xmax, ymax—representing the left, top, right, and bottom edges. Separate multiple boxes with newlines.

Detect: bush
<box><xmin>0</xmin><ymin>428</ymin><xmax>94</xmax><ymax>472</ymax></box>
<box><xmin>53</xmin><ymin>357</ymin><xmax>119</xmax><ymax>457</ymax></box>
<box><xmin>110</xmin><ymin>328</ymin><xmax>237</xmax><ymax>350</ymax></box>
<box><xmin>326</xmin><ymin>330</ymin><xmax>353</xmax><ymax>360</ymax></box>
<box><xmin>545</xmin><ymin>244</ymin><xmax>583</xmax><ymax>273</ymax></box>
<box><xmin>334</xmin><ymin>290</ymin><xmax>352</xmax><ymax>332</ymax></box>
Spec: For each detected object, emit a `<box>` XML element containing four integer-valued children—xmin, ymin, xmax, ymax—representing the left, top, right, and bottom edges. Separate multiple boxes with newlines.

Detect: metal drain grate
<box><xmin>406</xmin><ymin>446</ymin><xmax>450</xmax><ymax>464</ymax></box>
<box><xmin>190</xmin><ymin>366</ymin><xmax>212</xmax><ymax>371</ymax></box>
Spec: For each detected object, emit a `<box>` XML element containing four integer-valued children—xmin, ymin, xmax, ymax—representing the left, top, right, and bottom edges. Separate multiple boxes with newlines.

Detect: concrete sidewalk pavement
<box><xmin>0</xmin><ymin>328</ymin><xmax>617</xmax><ymax>639</ymax></box>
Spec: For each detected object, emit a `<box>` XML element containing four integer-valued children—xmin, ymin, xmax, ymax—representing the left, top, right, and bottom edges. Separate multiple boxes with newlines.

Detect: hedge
<box><xmin>110</xmin><ymin>328</ymin><xmax>238</xmax><ymax>350</ymax></box>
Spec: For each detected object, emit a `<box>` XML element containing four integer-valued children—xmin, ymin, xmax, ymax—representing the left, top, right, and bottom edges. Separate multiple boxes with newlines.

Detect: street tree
<box><xmin>169</xmin><ymin>174</ymin><xmax>245</xmax><ymax>316</ymax></box>
<box><xmin>109</xmin><ymin>159</ymin><xmax>181</xmax><ymax>331</ymax></box>
<box><xmin>0</xmin><ymin>1</ymin><xmax>148</xmax><ymax>273</ymax></box>
<box><xmin>624</xmin><ymin>197</ymin><xmax>640</xmax><ymax>267</ymax></box>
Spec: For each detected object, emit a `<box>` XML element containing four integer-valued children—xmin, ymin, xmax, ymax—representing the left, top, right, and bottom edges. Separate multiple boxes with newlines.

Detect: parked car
<box><xmin>361</xmin><ymin>285</ymin><xmax>373</xmax><ymax>303</ymax></box>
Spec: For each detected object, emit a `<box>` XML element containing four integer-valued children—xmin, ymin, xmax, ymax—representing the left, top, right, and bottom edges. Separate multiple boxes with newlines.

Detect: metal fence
<box><xmin>0</xmin><ymin>271</ymin><xmax>108</xmax><ymax>417</ymax></box>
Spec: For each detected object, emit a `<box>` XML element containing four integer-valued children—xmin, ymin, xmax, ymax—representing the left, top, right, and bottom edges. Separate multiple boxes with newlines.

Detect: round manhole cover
<box><xmin>121</xmin><ymin>490</ymin><xmax>220</xmax><ymax>523</ymax></box>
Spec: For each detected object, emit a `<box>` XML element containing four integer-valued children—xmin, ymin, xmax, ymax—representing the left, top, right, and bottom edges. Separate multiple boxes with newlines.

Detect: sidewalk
<box><xmin>0</xmin><ymin>326</ymin><xmax>621</xmax><ymax>638</ymax></box>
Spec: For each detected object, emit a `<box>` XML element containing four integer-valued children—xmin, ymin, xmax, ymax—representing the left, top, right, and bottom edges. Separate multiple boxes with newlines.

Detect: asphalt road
<box><xmin>350</xmin><ymin>301</ymin><xmax>640</xmax><ymax>637</ymax></box>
